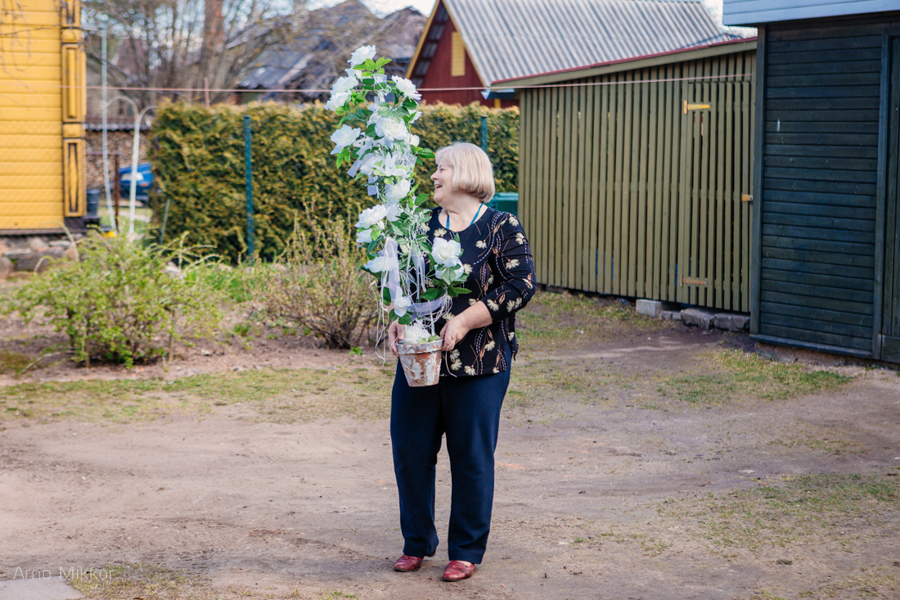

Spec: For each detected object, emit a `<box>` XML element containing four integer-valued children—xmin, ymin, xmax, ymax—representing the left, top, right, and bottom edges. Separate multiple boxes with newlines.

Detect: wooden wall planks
<box><xmin>519</xmin><ymin>48</ymin><xmax>757</xmax><ymax>311</ymax></box>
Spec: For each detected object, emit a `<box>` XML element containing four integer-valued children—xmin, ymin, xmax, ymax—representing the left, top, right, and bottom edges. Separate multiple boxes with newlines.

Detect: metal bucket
<box><xmin>396</xmin><ymin>339</ymin><xmax>443</xmax><ymax>387</ymax></box>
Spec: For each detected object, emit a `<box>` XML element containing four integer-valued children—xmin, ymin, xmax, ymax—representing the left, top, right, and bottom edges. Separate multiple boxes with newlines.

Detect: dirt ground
<box><xmin>1</xmin><ymin>293</ymin><xmax>899</xmax><ymax>600</ymax></box>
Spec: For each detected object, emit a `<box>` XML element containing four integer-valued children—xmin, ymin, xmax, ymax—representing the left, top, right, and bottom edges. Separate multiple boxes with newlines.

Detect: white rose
<box><xmin>325</xmin><ymin>90</ymin><xmax>350</xmax><ymax>111</ymax></box>
<box><xmin>385</xmin><ymin>203</ymin><xmax>402</xmax><ymax>222</ymax></box>
<box><xmin>349</xmin><ymin>45</ymin><xmax>377</xmax><ymax>67</ymax></box>
<box><xmin>384</xmin><ymin>155</ymin><xmax>412</xmax><ymax>179</ymax></box>
<box><xmin>403</xmin><ymin>322</ymin><xmax>431</xmax><ymax>343</ymax></box>
<box><xmin>358</xmin><ymin>152</ymin><xmax>380</xmax><ymax>176</ymax></box>
<box><xmin>432</xmin><ymin>237</ymin><xmax>462</xmax><ymax>266</ymax></box>
<box><xmin>393</xmin><ymin>295</ymin><xmax>411</xmax><ymax>317</ymax></box>
<box><xmin>385</xmin><ymin>179</ymin><xmax>411</xmax><ymax>203</ymax></box>
<box><xmin>356</xmin><ymin>204</ymin><xmax>388</xmax><ymax>229</ymax></box>
<box><xmin>330</xmin><ymin>124</ymin><xmax>361</xmax><ymax>154</ymax></box>
<box><xmin>365</xmin><ymin>254</ymin><xmax>391</xmax><ymax>273</ymax></box>
<box><xmin>409</xmin><ymin>134</ymin><xmax>420</xmax><ymax>147</ymax></box>
<box><xmin>357</xmin><ymin>228</ymin><xmax>375</xmax><ymax>245</ymax></box>
<box><xmin>379</xmin><ymin>118</ymin><xmax>408</xmax><ymax>141</ymax></box>
<box><xmin>392</xmin><ymin>76</ymin><xmax>421</xmax><ymax>100</ymax></box>
<box><xmin>331</xmin><ymin>74</ymin><xmax>358</xmax><ymax>95</ymax></box>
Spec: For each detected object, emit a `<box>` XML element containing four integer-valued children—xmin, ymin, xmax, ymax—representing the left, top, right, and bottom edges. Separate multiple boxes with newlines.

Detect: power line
<box><xmin>0</xmin><ymin>72</ymin><xmax>754</xmax><ymax>96</ymax></box>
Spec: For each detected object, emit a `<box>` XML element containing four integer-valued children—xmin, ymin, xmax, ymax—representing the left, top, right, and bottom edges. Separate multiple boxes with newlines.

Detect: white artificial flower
<box><xmin>392</xmin><ymin>76</ymin><xmax>421</xmax><ymax>100</ymax></box>
<box><xmin>393</xmin><ymin>295</ymin><xmax>412</xmax><ymax>317</ymax></box>
<box><xmin>358</xmin><ymin>152</ymin><xmax>381</xmax><ymax>176</ymax></box>
<box><xmin>403</xmin><ymin>322</ymin><xmax>432</xmax><ymax>343</ymax></box>
<box><xmin>357</xmin><ymin>228</ymin><xmax>375</xmax><ymax>244</ymax></box>
<box><xmin>356</xmin><ymin>204</ymin><xmax>388</xmax><ymax>229</ymax></box>
<box><xmin>385</xmin><ymin>179</ymin><xmax>411</xmax><ymax>203</ymax></box>
<box><xmin>325</xmin><ymin>90</ymin><xmax>350</xmax><ymax>112</ymax></box>
<box><xmin>385</xmin><ymin>203</ymin><xmax>402</xmax><ymax>222</ymax></box>
<box><xmin>432</xmin><ymin>237</ymin><xmax>462</xmax><ymax>266</ymax></box>
<box><xmin>349</xmin><ymin>45</ymin><xmax>377</xmax><ymax>67</ymax></box>
<box><xmin>331</xmin><ymin>74</ymin><xmax>358</xmax><ymax>95</ymax></box>
<box><xmin>365</xmin><ymin>254</ymin><xmax>391</xmax><ymax>273</ymax></box>
<box><xmin>375</xmin><ymin>152</ymin><xmax>411</xmax><ymax>179</ymax></box>
<box><xmin>330</xmin><ymin>124</ymin><xmax>361</xmax><ymax>154</ymax></box>
<box><xmin>376</xmin><ymin>117</ymin><xmax>409</xmax><ymax>141</ymax></box>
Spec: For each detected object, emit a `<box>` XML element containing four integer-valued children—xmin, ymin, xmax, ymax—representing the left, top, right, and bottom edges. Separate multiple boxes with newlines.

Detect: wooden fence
<box><xmin>518</xmin><ymin>46</ymin><xmax>756</xmax><ymax>311</ymax></box>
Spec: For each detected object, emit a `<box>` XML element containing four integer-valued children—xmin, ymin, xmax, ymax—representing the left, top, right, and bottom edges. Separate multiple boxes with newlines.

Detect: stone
<box><xmin>0</xmin><ymin>239</ymin><xmax>10</xmax><ymax>256</ymax></box>
<box><xmin>713</xmin><ymin>312</ymin><xmax>750</xmax><ymax>332</ymax></box>
<box><xmin>0</xmin><ymin>256</ymin><xmax>12</xmax><ymax>280</ymax></box>
<box><xmin>681</xmin><ymin>308</ymin><xmax>716</xmax><ymax>330</ymax></box>
<box><xmin>49</xmin><ymin>240</ymin><xmax>72</xmax><ymax>248</ymax></box>
<box><xmin>64</xmin><ymin>245</ymin><xmax>80</xmax><ymax>261</ymax></box>
<box><xmin>636</xmin><ymin>299</ymin><xmax>665</xmax><ymax>319</ymax></box>
<box><xmin>661</xmin><ymin>310</ymin><xmax>682</xmax><ymax>322</ymax></box>
<box><xmin>26</xmin><ymin>236</ymin><xmax>49</xmax><ymax>252</ymax></box>
<box><xmin>13</xmin><ymin>248</ymin><xmax>65</xmax><ymax>273</ymax></box>
<box><xmin>0</xmin><ymin>576</ymin><xmax>83</xmax><ymax>600</ymax></box>
<box><xmin>165</xmin><ymin>262</ymin><xmax>184</xmax><ymax>279</ymax></box>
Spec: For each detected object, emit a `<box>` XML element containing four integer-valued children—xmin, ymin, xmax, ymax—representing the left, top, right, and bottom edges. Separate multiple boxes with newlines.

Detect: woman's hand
<box><xmin>388</xmin><ymin>320</ymin><xmax>405</xmax><ymax>356</ymax></box>
<box><xmin>439</xmin><ymin>302</ymin><xmax>492</xmax><ymax>351</ymax></box>
<box><xmin>439</xmin><ymin>315</ymin><xmax>471</xmax><ymax>352</ymax></box>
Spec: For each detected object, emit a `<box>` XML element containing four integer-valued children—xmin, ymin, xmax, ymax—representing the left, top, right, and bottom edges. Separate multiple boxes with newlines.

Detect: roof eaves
<box><xmin>405</xmin><ymin>0</ymin><xmax>443</xmax><ymax>80</ymax></box>
<box><xmin>491</xmin><ymin>37</ymin><xmax>757</xmax><ymax>89</ymax></box>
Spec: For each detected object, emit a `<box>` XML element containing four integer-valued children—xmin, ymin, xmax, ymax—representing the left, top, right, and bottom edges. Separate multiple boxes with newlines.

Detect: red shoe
<box><xmin>393</xmin><ymin>555</ymin><xmax>424</xmax><ymax>572</ymax></box>
<box><xmin>442</xmin><ymin>560</ymin><xmax>475</xmax><ymax>581</ymax></box>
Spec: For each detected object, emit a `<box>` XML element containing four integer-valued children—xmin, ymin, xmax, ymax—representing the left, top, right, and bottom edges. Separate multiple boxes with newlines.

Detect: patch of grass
<box><xmin>0</xmin><ymin>349</ymin><xmax>31</xmax><ymax>374</ymax></box>
<box><xmin>660</xmin><ymin>474</ymin><xmax>900</xmax><ymax>554</ymax></box>
<box><xmin>656</xmin><ymin>349</ymin><xmax>853</xmax><ymax>404</ymax></box>
<box><xmin>800</xmin><ymin>566</ymin><xmax>900</xmax><ymax>599</ymax></box>
<box><xmin>768</xmin><ymin>422</ymin><xmax>866</xmax><ymax>456</ymax></box>
<box><xmin>66</xmin><ymin>563</ymin><xmax>209</xmax><ymax>600</ymax></box>
<box><xmin>319</xmin><ymin>592</ymin><xmax>358</xmax><ymax>600</ymax></box>
<box><xmin>0</xmin><ymin>366</ymin><xmax>395</xmax><ymax>424</ymax></box>
<box><xmin>517</xmin><ymin>291</ymin><xmax>672</xmax><ymax>348</ymax></box>
<box><xmin>184</xmin><ymin>261</ymin><xmax>275</xmax><ymax>305</ymax></box>
<box><xmin>508</xmin><ymin>358</ymin><xmax>640</xmax><ymax>410</ymax></box>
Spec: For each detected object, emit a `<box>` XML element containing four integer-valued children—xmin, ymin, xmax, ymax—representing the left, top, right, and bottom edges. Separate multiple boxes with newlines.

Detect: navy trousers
<box><xmin>390</xmin><ymin>357</ymin><xmax>511</xmax><ymax>564</ymax></box>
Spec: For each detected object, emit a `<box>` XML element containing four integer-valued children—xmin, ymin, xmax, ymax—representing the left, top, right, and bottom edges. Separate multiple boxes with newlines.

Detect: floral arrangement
<box><xmin>326</xmin><ymin>46</ymin><xmax>468</xmax><ymax>345</ymax></box>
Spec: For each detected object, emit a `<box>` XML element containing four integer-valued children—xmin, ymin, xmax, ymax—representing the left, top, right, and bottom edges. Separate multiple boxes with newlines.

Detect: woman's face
<box><xmin>431</xmin><ymin>161</ymin><xmax>453</xmax><ymax>205</ymax></box>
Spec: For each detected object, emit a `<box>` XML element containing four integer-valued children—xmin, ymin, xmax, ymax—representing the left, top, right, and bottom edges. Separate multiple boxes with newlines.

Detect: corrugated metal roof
<box><xmin>443</xmin><ymin>0</ymin><xmax>734</xmax><ymax>85</ymax></box>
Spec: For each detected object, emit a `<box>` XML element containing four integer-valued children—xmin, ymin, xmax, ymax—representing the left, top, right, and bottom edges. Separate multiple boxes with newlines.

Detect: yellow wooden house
<box><xmin>0</xmin><ymin>0</ymin><xmax>86</xmax><ymax>233</ymax></box>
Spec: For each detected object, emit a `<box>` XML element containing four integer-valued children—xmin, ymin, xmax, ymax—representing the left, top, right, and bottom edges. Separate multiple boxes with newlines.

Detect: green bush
<box><xmin>252</xmin><ymin>221</ymin><xmax>376</xmax><ymax>349</ymax></box>
<box><xmin>150</xmin><ymin>101</ymin><xmax>518</xmax><ymax>263</ymax></box>
<box><xmin>8</xmin><ymin>235</ymin><xmax>222</xmax><ymax>367</ymax></box>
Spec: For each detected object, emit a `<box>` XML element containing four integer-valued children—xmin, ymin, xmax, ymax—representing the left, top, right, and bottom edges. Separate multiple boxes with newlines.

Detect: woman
<box><xmin>387</xmin><ymin>142</ymin><xmax>535</xmax><ymax>582</ymax></box>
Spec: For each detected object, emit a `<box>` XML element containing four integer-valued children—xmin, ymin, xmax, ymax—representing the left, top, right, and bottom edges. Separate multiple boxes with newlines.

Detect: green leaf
<box><xmin>421</xmin><ymin>287</ymin><xmax>443</xmax><ymax>301</ymax></box>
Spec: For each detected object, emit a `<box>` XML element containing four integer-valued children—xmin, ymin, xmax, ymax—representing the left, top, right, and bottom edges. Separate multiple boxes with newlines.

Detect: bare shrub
<box><xmin>255</xmin><ymin>221</ymin><xmax>376</xmax><ymax>349</ymax></box>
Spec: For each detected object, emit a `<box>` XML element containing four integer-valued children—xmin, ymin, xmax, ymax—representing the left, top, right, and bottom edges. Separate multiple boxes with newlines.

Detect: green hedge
<box><xmin>150</xmin><ymin>101</ymin><xmax>518</xmax><ymax>263</ymax></box>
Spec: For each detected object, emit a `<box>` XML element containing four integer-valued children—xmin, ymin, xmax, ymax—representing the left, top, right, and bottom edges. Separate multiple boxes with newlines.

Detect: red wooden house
<box><xmin>407</xmin><ymin>0</ymin><xmax>733</xmax><ymax>107</ymax></box>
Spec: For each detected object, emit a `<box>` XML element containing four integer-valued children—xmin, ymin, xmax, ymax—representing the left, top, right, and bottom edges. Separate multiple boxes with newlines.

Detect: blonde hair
<box><xmin>434</xmin><ymin>142</ymin><xmax>495</xmax><ymax>203</ymax></box>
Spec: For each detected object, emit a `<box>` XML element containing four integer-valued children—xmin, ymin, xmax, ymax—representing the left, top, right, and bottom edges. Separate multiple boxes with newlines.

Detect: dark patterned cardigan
<box><xmin>429</xmin><ymin>206</ymin><xmax>536</xmax><ymax>377</ymax></box>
